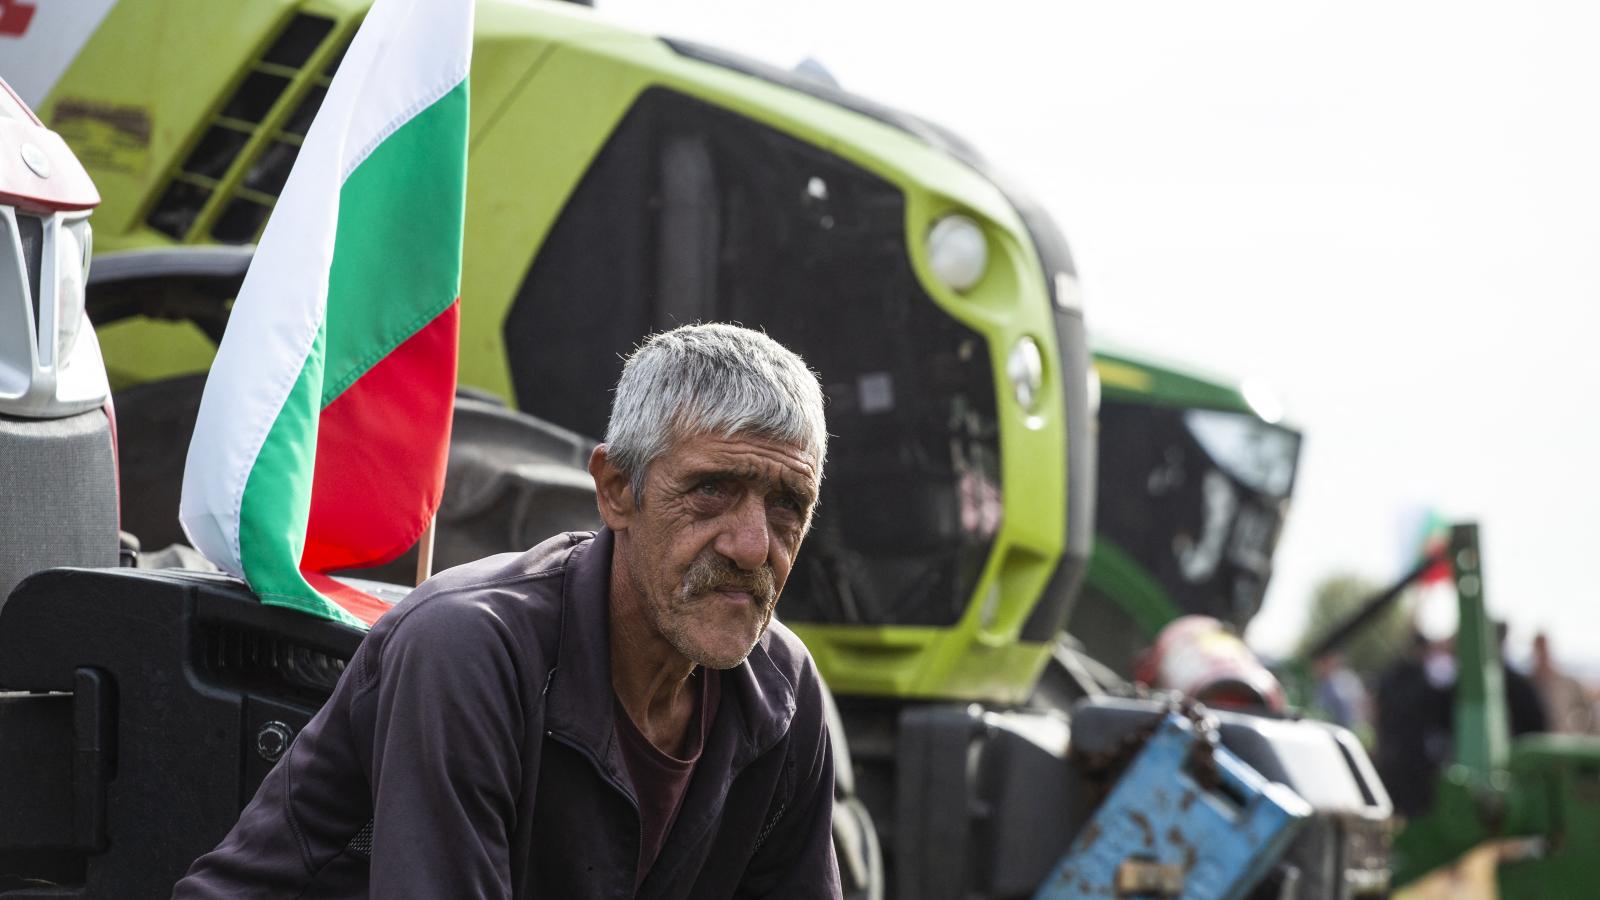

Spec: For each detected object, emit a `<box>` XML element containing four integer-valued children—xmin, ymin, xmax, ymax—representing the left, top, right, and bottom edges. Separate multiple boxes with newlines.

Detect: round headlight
<box><xmin>54</xmin><ymin>221</ymin><xmax>87</xmax><ymax>365</ymax></box>
<box><xmin>1006</xmin><ymin>335</ymin><xmax>1044</xmax><ymax>414</ymax></box>
<box><xmin>926</xmin><ymin>214</ymin><xmax>987</xmax><ymax>293</ymax></box>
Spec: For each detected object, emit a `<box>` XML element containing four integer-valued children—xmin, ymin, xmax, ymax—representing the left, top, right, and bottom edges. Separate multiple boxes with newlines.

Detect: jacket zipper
<box><xmin>545</xmin><ymin>728</ymin><xmax>647</xmax><ymax>894</ymax></box>
<box><xmin>545</xmin><ymin>728</ymin><xmax>638</xmax><ymax>809</ymax></box>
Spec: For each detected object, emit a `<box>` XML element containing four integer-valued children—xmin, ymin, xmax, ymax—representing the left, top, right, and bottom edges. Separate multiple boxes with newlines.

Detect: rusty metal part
<box><xmin>1115</xmin><ymin>858</ymin><xmax>1184</xmax><ymax>896</ymax></box>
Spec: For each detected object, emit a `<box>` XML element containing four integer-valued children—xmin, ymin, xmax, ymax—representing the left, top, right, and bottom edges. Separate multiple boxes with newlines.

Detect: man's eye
<box><xmin>696</xmin><ymin>480</ymin><xmax>726</xmax><ymax>497</ymax></box>
<box><xmin>771</xmin><ymin>494</ymin><xmax>802</xmax><ymax>513</ymax></box>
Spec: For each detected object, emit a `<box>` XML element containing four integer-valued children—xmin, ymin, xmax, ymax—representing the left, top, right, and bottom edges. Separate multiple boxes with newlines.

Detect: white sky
<box><xmin>602</xmin><ymin>0</ymin><xmax>1600</xmax><ymax>666</ymax></box>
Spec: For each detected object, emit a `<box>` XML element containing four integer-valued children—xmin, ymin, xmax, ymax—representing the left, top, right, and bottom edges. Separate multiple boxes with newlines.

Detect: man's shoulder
<box><xmin>365</xmin><ymin>531</ymin><xmax>596</xmax><ymax>660</ymax></box>
<box><xmin>757</xmin><ymin>617</ymin><xmax>825</xmax><ymax>705</ymax></box>
<box><xmin>416</xmin><ymin>530</ymin><xmax>596</xmax><ymax>602</ymax></box>
<box><xmin>758</xmin><ymin>617</ymin><xmax>813</xmax><ymax>670</ymax></box>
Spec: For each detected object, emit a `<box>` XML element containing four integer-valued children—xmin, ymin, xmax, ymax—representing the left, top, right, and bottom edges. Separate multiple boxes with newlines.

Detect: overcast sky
<box><xmin>603</xmin><ymin>0</ymin><xmax>1600</xmax><ymax>665</ymax></box>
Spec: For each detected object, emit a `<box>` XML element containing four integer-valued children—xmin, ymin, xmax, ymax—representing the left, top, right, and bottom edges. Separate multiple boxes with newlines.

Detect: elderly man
<box><xmin>175</xmin><ymin>324</ymin><xmax>842</xmax><ymax>899</ymax></box>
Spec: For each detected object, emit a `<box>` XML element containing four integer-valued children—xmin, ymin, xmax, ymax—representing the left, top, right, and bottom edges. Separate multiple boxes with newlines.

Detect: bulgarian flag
<box><xmin>1410</xmin><ymin>508</ymin><xmax>1454</xmax><ymax>586</ymax></box>
<box><xmin>179</xmin><ymin>0</ymin><xmax>473</xmax><ymax>628</ymax></box>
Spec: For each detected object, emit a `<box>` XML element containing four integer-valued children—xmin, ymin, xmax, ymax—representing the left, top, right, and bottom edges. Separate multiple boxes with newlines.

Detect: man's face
<box><xmin>610</xmin><ymin>431</ymin><xmax>820</xmax><ymax>669</ymax></box>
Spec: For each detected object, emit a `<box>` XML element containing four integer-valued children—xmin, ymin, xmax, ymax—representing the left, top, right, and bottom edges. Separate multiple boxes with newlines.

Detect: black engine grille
<box><xmin>195</xmin><ymin>622</ymin><xmax>349</xmax><ymax>699</ymax></box>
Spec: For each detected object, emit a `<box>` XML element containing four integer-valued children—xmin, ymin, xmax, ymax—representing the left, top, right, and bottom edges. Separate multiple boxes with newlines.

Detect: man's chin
<box><xmin>698</xmin><ymin>652</ymin><xmax>754</xmax><ymax>671</ymax></box>
<box><xmin>662</xmin><ymin>593</ymin><xmax>776</xmax><ymax>668</ymax></box>
<box><xmin>684</xmin><ymin>638</ymin><xmax>760</xmax><ymax>670</ymax></box>
<box><xmin>671</xmin><ymin>627</ymin><xmax>769</xmax><ymax>670</ymax></box>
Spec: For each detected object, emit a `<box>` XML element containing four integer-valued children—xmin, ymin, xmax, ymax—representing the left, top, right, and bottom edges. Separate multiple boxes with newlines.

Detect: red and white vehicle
<box><xmin>0</xmin><ymin>75</ymin><xmax>118</xmax><ymax>602</ymax></box>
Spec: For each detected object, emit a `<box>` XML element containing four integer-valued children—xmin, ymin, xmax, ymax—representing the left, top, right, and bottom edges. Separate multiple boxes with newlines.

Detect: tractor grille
<box><xmin>196</xmin><ymin>622</ymin><xmax>349</xmax><ymax>700</ymax></box>
<box><xmin>146</xmin><ymin>12</ymin><xmax>349</xmax><ymax>244</ymax></box>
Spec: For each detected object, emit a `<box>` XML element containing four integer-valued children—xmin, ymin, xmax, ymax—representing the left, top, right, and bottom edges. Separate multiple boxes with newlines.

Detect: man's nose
<box><xmin>715</xmin><ymin>494</ymin><xmax>769</xmax><ymax>572</ymax></box>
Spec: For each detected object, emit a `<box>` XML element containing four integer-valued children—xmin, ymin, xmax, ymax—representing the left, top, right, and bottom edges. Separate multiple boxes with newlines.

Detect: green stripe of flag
<box><xmin>323</xmin><ymin>80</ymin><xmax>468</xmax><ymax>405</ymax></box>
<box><xmin>239</xmin><ymin>322</ymin><xmax>333</xmax><ymax>615</ymax></box>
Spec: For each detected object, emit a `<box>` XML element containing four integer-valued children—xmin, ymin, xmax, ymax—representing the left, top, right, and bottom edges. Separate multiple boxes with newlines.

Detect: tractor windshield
<box><xmin>504</xmin><ymin>88</ymin><xmax>1002</xmax><ymax>627</ymax></box>
<box><xmin>1095</xmin><ymin>400</ymin><xmax>1301</xmax><ymax>630</ymax></box>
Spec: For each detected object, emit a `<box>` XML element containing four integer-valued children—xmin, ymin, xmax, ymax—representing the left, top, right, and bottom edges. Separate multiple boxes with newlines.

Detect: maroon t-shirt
<box><xmin>614</xmin><ymin>667</ymin><xmax>722</xmax><ymax>891</ymax></box>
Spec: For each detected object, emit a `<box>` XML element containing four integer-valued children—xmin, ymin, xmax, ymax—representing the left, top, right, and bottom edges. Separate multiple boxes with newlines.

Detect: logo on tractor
<box><xmin>0</xmin><ymin>0</ymin><xmax>37</xmax><ymax>38</ymax></box>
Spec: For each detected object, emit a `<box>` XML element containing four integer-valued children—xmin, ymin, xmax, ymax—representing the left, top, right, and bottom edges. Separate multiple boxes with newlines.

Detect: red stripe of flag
<box><xmin>300</xmin><ymin>300</ymin><xmax>459</xmax><ymax>620</ymax></box>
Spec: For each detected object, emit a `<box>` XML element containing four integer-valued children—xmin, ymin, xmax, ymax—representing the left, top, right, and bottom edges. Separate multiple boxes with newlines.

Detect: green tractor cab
<box><xmin>1073</xmin><ymin>346</ymin><xmax>1302</xmax><ymax>675</ymax></box>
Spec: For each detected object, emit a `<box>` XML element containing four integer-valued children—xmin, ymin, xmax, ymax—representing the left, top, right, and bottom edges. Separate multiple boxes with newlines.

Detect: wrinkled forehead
<box><xmin>662</xmin><ymin>427</ymin><xmax>821</xmax><ymax>490</ymax></box>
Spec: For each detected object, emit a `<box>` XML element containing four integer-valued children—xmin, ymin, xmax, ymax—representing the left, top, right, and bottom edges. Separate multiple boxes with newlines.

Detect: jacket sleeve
<box><xmin>736</xmin><ymin>669</ymin><xmax>843</xmax><ymax>900</ymax></box>
<box><xmin>357</xmin><ymin>594</ymin><xmax>529</xmax><ymax>899</ymax></box>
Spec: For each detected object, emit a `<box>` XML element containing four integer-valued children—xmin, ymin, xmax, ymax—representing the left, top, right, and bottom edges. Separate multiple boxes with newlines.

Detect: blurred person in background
<box><xmin>1375</xmin><ymin>631</ymin><xmax>1454</xmax><ymax>818</ymax></box>
<box><xmin>1531</xmin><ymin>631</ymin><xmax>1596</xmax><ymax>734</ymax></box>
<box><xmin>1313</xmin><ymin>652</ymin><xmax>1371</xmax><ymax>732</ymax></box>
<box><xmin>1497</xmin><ymin>621</ymin><xmax>1548</xmax><ymax>738</ymax></box>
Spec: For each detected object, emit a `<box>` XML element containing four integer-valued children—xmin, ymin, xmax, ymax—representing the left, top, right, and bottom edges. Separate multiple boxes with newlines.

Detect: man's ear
<box><xmin>588</xmin><ymin>444</ymin><xmax>635</xmax><ymax>531</ymax></box>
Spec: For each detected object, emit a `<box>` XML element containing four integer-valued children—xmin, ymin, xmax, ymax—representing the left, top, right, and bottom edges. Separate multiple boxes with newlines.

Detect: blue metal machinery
<box><xmin>1036</xmin><ymin>711</ymin><xmax>1312</xmax><ymax>899</ymax></box>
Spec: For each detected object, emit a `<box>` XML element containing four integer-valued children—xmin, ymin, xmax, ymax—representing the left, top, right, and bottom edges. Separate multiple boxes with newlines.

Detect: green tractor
<box><xmin>1070</xmin><ymin>347</ymin><xmax>1302</xmax><ymax>679</ymax></box>
<box><xmin>2</xmin><ymin>2</ymin><xmax>1393</xmax><ymax>897</ymax></box>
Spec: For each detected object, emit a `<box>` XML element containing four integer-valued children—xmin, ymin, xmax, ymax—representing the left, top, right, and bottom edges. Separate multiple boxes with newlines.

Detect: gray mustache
<box><xmin>680</xmin><ymin>554</ymin><xmax>777</xmax><ymax>606</ymax></box>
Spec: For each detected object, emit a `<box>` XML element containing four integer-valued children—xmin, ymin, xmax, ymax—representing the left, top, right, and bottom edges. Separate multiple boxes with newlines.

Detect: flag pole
<box><xmin>415</xmin><ymin>513</ymin><xmax>437</xmax><ymax>586</ymax></box>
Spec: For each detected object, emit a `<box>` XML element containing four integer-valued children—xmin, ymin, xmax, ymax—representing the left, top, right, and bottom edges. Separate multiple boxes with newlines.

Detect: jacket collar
<box><xmin>544</xmin><ymin>528</ymin><xmax>798</xmax><ymax>774</ymax></box>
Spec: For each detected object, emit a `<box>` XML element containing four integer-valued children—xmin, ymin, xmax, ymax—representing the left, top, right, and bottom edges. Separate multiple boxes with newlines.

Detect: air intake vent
<box><xmin>197</xmin><ymin>622</ymin><xmax>349</xmax><ymax>699</ymax></box>
<box><xmin>262</xmin><ymin>13</ymin><xmax>334</xmax><ymax>68</ymax></box>
<box><xmin>146</xmin><ymin>12</ymin><xmax>347</xmax><ymax>244</ymax></box>
<box><xmin>15</xmin><ymin>213</ymin><xmax>43</xmax><ymax>333</ymax></box>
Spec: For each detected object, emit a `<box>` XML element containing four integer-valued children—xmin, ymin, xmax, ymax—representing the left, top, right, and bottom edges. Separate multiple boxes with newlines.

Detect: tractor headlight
<box><xmin>54</xmin><ymin>219</ymin><xmax>90</xmax><ymax>365</ymax></box>
<box><xmin>926</xmin><ymin>214</ymin><xmax>987</xmax><ymax>293</ymax></box>
<box><xmin>1006</xmin><ymin>335</ymin><xmax>1044</xmax><ymax>414</ymax></box>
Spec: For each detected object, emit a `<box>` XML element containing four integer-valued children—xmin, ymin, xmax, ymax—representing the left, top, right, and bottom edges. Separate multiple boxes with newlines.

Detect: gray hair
<box><xmin>605</xmin><ymin>323</ymin><xmax>828</xmax><ymax>504</ymax></box>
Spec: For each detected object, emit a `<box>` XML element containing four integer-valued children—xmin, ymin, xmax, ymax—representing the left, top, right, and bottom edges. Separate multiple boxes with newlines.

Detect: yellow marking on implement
<box><xmin>1093</xmin><ymin>359</ymin><xmax>1154</xmax><ymax>393</ymax></box>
